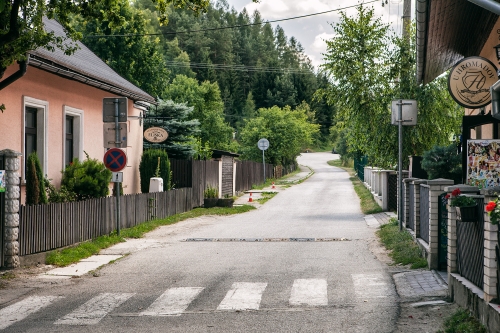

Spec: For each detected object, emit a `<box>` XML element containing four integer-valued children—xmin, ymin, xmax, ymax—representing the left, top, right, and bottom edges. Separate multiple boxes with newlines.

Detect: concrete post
<box><xmin>1</xmin><ymin>149</ymin><xmax>22</xmax><ymax>268</ymax></box>
<box><xmin>403</xmin><ymin>178</ymin><xmax>418</xmax><ymax>228</ymax></box>
<box><xmin>381</xmin><ymin>171</ymin><xmax>390</xmax><ymax>211</ymax></box>
<box><xmin>481</xmin><ymin>188</ymin><xmax>500</xmax><ymax>303</ymax></box>
<box><xmin>445</xmin><ymin>185</ymin><xmax>479</xmax><ymax>283</ymax></box>
<box><xmin>426</xmin><ymin>179</ymin><xmax>454</xmax><ymax>270</ymax></box>
<box><xmin>411</xmin><ymin>179</ymin><xmax>427</xmax><ymax>236</ymax></box>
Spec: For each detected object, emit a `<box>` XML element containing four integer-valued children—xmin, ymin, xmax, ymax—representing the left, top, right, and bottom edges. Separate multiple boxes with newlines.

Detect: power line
<box><xmin>83</xmin><ymin>0</ymin><xmax>378</xmax><ymax>38</ymax></box>
<box><xmin>165</xmin><ymin>60</ymin><xmax>315</xmax><ymax>74</ymax></box>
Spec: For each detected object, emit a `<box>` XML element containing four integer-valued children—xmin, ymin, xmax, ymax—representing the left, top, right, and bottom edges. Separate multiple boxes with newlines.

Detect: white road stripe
<box><xmin>352</xmin><ymin>273</ymin><xmax>391</xmax><ymax>298</ymax></box>
<box><xmin>140</xmin><ymin>287</ymin><xmax>204</xmax><ymax>316</ymax></box>
<box><xmin>217</xmin><ymin>282</ymin><xmax>267</xmax><ymax>311</ymax></box>
<box><xmin>0</xmin><ymin>296</ymin><xmax>63</xmax><ymax>330</ymax></box>
<box><xmin>55</xmin><ymin>293</ymin><xmax>134</xmax><ymax>325</ymax></box>
<box><xmin>289</xmin><ymin>279</ymin><xmax>328</xmax><ymax>306</ymax></box>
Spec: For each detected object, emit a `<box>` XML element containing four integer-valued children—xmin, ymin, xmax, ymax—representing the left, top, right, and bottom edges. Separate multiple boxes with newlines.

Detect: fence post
<box><xmin>403</xmin><ymin>177</ymin><xmax>417</xmax><ymax>229</ymax></box>
<box><xmin>481</xmin><ymin>188</ymin><xmax>499</xmax><ymax>303</ymax></box>
<box><xmin>426</xmin><ymin>179</ymin><xmax>454</xmax><ymax>270</ymax></box>
<box><xmin>1</xmin><ymin>149</ymin><xmax>22</xmax><ymax>268</ymax></box>
<box><xmin>411</xmin><ymin>179</ymin><xmax>427</xmax><ymax>237</ymax></box>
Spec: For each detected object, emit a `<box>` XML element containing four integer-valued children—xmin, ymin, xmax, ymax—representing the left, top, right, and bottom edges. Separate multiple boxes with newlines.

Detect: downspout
<box><xmin>468</xmin><ymin>0</ymin><xmax>500</xmax><ymax>15</ymax></box>
<box><xmin>0</xmin><ymin>58</ymin><xmax>28</xmax><ymax>91</ymax></box>
<box><xmin>415</xmin><ymin>0</ymin><xmax>428</xmax><ymax>85</ymax></box>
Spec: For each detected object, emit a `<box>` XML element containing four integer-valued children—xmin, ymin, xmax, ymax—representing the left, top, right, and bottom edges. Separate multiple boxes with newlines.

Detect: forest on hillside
<box><xmin>74</xmin><ymin>0</ymin><xmax>333</xmax><ymax>158</ymax></box>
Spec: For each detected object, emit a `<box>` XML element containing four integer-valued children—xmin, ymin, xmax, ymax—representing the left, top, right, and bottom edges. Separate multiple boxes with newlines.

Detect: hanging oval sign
<box><xmin>448</xmin><ymin>56</ymin><xmax>498</xmax><ymax>108</ymax></box>
<box><xmin>144</xmin><ymin>127</ymin><xmax>168</xmax><ymax>143</ymax></box>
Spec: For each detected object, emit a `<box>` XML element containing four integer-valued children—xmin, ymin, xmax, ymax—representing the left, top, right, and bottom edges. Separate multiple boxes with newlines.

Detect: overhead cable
<box><xmin>83</xmin><ymin>0</ymin><xmax>378</xmax><ymax>38</ymax></box>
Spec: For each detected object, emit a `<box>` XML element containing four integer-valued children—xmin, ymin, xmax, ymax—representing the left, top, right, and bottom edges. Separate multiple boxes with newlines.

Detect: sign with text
<box><xmin>111</xmin><ymin>172</ymin><xmax>123</xmax><ymax>183</ymax></box>
<box><xmin>448</xmin><ymin>56</ymin><xmax>498</xmax><ymax>108</ymax></box>
<box><xmin>144</xmin><ymin>127</ymin><xmax>168</xmax><ymax>143</ymax></box>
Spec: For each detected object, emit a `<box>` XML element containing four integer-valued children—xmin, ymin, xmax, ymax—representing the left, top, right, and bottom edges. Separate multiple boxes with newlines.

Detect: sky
<box><xmin>225</xmin><ymin>0</ymin><xmax>413</xmax><ymax>69</ymax></box>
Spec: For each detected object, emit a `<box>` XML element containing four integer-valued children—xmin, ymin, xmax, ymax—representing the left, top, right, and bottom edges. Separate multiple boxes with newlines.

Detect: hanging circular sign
<box><xmin>448</xmin><ymin>56</ymin><xmax>498</xmax><ymax>108</ymax></box>
<box><xmin>144</xmin><ymin>127</ymin><xmax>168</xmax><ymax>143</ymax></box>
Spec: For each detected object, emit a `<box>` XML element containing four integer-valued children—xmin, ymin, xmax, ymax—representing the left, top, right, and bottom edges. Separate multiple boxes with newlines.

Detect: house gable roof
<box><xmin>28</xmin><ymin>18</ymin><xmax>155</xmax><ymax>103</ymax></box>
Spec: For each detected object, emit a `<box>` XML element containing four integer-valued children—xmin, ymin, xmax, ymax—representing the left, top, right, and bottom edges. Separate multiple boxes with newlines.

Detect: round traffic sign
<box><xmin>103</xmin><ymin>148</ymin><xmax>127</xmax><ymax>172</ymax></box>
<box><xmin>258</xmin><ymin>138</ymin><xmax>269</xmax><ymax>151</ymax></box>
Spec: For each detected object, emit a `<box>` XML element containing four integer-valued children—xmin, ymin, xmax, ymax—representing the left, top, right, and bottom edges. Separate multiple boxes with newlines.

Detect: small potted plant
<box><xmin>217</xmin><ymin>194</ymin><xmax>235</xmax><ymax>208</ymax></box>
<box><xmin>204</xmin><ymin>186</ymin><xmax>219</xmax><ymax>208</ymax></box>
<box><xmin>446</xmin><ymin>188</ymin><xmax>477</xmax><ymax>222</ymax></box>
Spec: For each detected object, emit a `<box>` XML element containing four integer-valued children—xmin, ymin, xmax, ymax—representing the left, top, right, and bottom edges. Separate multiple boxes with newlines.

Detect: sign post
<box><xmin>258</xmin><ymin>138</ymin><xmax>270</xmax><ymax>183</ymax></box>
<box><xmin>103</xmin><ymin>97</ymin><xmax>128</xmax><ymax>236</ymax></box>
<box><xmin>391</xmin><ymin>99</ymin><xmax>417</xmax><ymax>231</ymax></box>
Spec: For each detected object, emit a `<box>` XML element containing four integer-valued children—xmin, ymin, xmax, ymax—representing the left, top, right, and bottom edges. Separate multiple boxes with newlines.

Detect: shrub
<box><xmin>421</xmin><ymin>144</ymin><xmax>461</xmax><ymax>183</ymax></box>
<box><xmin>44</xmin><ymin>177</ymin><xmax>76</xmax><ymax>203</ymax></box>
<box><xmin>139</xmin><ymin>149</ymin><xmax>171</xmax><ymax>193</ymax></box>
<box><xmin>61</xmin><ymin>153</ymin><xmax>112</xmax><ymax>201</ymax></box>
<box><xmin>26</xmin><ymin>152</ymin><xmax>48</xmax><ymax>205</ymax></box>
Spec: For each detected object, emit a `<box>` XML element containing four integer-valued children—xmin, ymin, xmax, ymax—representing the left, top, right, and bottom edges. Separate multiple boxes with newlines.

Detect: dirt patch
<box><xmin>368</xmin><ymin>235</ymin><xmax>453</xmax><ymax>332</ymax></box>
<box><xmin>394</xmin><ymin>301</ymin><xmax>458</xmax><ymax>333</ymax></box>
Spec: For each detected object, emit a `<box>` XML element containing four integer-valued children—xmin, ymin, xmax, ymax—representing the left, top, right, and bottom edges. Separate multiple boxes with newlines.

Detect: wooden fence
<box><xmin>18</xmin><ymin>188</ymin><xmax>193</xmax><ymax>256</ymax></box>
<box><xmin>18</xmin><ymin>159</ymin><xmax>297</xmax><ymax>257</ymax></box>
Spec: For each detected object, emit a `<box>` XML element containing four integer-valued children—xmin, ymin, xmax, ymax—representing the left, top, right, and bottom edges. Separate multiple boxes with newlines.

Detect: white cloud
<box><xmin>312</xmin><ymin>33</ymin><xmax>335</xmax><ymax>53</ymax></box>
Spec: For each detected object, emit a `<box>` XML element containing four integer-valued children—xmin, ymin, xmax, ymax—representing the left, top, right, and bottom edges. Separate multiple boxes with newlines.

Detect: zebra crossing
<box><xmin>0</xmin><ymin>274</ymin><xmax>393</xmax><ymax>330</ymax></box>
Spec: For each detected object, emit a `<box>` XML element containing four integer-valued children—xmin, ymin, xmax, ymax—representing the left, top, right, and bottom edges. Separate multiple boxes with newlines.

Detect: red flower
<box><xmin>451</xmin><ymin>188</ymin><xmax>461</xmax><ymax>197</ymax></box>
<box><xmin>486</xmin><ymin>201</ymin><xmax>497</xmax><ymax>212</ymax></box>
<box><xmin>445</xmin><ymin>194</ymin><xmax>450</xmax><ymax>199</ymax></box>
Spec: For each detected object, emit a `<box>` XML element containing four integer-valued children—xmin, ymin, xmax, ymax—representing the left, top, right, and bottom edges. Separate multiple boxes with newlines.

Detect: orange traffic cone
<box><xmin>272</xmin><ymin>182</ymin><xmax>275</xmax><ymax>189</ymax></box>
<box><xmin>248</xmin><ymin>192</ymin><xmax>253</xmax><ymax>202</ymax></box>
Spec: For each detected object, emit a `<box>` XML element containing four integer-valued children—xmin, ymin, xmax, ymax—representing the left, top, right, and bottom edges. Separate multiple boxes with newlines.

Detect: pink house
<box><xmin>0</xmin><ymin>18</ymin><xmax>155</xmax><ymax>203</ymax></box>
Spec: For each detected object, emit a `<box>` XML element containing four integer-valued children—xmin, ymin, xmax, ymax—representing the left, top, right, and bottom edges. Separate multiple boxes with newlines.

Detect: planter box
<box><xmin>217</xmin><ymin>198</ymin><xmax>234</xmax><ymax>208</ymax></box>
<box><xmin>456</xmin><ymin>205</ymin><xmax>478</xmax><ymax>222</ymax></box>
<box><xmin>204</xmin><ymin>198</ymin><xmax>218</xmax><ymax>208</ymax></box>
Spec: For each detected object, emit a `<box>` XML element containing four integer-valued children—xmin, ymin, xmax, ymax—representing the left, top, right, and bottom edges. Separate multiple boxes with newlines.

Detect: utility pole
<box><xmin>402</xmin><ymin>0</ymin><xmax>411</xmax><ymax>38</ymax></box>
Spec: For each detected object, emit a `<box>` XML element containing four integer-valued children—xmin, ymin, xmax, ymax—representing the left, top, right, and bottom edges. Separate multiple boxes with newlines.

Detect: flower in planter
<box><xmin>486</xmin><ymin>198</ymin><xmax>500</xmax><ymax>225</ymax></box>
<box><xmin>446</xmin><ymin>188</ymin><xmax>476</xmax><ymax>207</ymax></box>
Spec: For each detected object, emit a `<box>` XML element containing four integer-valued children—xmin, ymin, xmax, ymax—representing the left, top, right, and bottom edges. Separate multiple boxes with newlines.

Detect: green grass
<box><xmin>437</xmin><ymin>308</ymin><xmax>486</xmax><ymax>333</ymax></box>
<box><xmin>376</xmin><ymin>218</ymin><xmax>428</xmax><ymax>269</ymax></box>
<box><xmin>256</xmin><ymin>192</ymin><xmax>277</xmax><ymax>204</ymax></box>
<box><xmin>0</xmin><ymin>271</ymin><xmax>16</xmax><ymax>280</ymax></box>
<box><xmin>46</xmin><ymin>205</ymin><xmax>256</xmax><ymax>267</ymax></box>
<box><xmin>328</xmin><ymin>159</ymin><xmax>382</xmax><ymax>215</ymax></box>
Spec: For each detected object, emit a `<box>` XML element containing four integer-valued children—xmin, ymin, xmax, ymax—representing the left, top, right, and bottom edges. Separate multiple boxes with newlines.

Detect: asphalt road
<box><xmin>3</xmin><ymin>152</ymin><xmax>398</xmax><ymax>332</ymax></box>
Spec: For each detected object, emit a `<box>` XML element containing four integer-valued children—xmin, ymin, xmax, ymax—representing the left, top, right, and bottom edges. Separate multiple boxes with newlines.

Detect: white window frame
<box><xmin>22</xmin><ymin>96</ymin><xmax>48</xmax><ymax>182</ymax></box>
<box><xmin>63</xmin><ymin>106</ymin><xmax>84</xmax><ymax>169</ymax></box>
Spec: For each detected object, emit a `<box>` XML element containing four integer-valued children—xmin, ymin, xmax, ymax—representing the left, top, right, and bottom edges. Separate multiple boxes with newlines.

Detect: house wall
<box><xmin>0</xmin><ymin>64</ymin><xmax>143</xmax><ymax>203</ymax></box>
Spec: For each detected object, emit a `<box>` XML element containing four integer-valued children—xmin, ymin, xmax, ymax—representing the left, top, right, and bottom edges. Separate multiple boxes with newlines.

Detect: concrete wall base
<box><xmin>450</xmin><ymin>273</ymin><xmax>500</xmax><ymax>332</ymax></box>
<box><xmin>19</xmin><ymin>252</ymin><xmax>47</xmax><ymax>267</ymax></box>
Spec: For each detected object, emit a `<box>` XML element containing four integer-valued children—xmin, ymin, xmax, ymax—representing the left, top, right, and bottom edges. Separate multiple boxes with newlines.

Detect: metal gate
<box><xmin>419</xmin><ymin>186</ymin><xmax>430</xmax><ymax>243</ymax></box>
<box><xmin>388</xmin><ymin>173</ymin><xmax>398</xmax><ymax>212</ymax></box>
<box><xmin>456</xmin><ymin>197</ymin><xmax>484</xmax><ymax>288</ymax></box>
<box><xmin>0</xmin><ymin>155</ymin><xmax>4</xmax><ymax>268</ymax></box>
<box><xmin>438</xmin><ymin>193</ymin><xmax>448</xmax><ymax>271</ymax></box>
<box><xmin>408</xmin><ymin>183</ymin><xmax>415</xmax><ymax>230</ymax></box>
